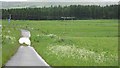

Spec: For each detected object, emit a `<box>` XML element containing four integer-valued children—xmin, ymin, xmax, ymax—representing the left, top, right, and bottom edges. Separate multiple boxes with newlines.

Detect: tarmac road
<box><xmin>5</xmin><ymin>46</ymin><xmax>49</xmax><ymax>66</ymax></box>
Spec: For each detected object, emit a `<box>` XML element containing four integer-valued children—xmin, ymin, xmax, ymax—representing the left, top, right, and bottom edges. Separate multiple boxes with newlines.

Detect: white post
<box><xmin>8</xmin><ymin>14</ymin><xmax>11</xmax><ymax>24</ymax></box>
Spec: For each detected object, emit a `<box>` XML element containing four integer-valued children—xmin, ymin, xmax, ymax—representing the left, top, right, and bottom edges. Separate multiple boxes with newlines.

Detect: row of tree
<box><xmin>2</xmin><ymin>5</ymin><xmax>119</xmax><ymax>20</ymax></box>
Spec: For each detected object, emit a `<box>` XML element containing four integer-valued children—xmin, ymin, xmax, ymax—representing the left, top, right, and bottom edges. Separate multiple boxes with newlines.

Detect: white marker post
<box><xmin>8</xmin><ymin>14</ymin><xmax>11</xmax><ymax>24</ymax></box>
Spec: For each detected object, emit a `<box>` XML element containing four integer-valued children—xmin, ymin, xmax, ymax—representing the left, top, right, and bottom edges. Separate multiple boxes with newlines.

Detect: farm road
<box><xmin>5</xmin><ymin>46</ymin><xmax>50</xmax><ymax>66</ymax></box>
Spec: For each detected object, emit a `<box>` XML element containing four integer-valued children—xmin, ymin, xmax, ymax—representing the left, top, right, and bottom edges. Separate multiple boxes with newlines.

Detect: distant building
<box><xmin>61</xmin><ymin>17</ymin><xmax>75</xmax><ymax>20</ymax></box>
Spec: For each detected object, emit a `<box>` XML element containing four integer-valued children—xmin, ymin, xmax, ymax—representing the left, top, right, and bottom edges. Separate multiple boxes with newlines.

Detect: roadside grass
<box><xmin>2</xmin><ymin>20</ymin><xmax>118</xmax><ymax>66</ymax></box>
<box><xmin>46</xmin><ymin>37</ymin><xmax>118</xmax><ymax>66</ymax></box>
<box><xmin>32</xmin><ymin>35</ymin><xmax>118</xmax><ymax>66</ymax></box>
<box><xmin>30</xmin><ymin>20</ymin><xmax>118</xmax><ymax>66</ymax></box>
<box><xmin>2</xmin><ymin>20</ymin><xmax>22</xmax><ymax>66</ymax></box>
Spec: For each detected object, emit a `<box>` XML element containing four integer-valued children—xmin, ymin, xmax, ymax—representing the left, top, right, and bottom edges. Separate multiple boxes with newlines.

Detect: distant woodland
<box><xmin>2</xmin><ymin>5</ymin><xmax>119</xmax><ymax>20</ymax></box>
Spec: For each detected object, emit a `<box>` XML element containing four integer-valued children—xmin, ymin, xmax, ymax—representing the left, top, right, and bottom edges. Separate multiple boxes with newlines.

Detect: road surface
<box><xmin>5</xmin><ymin>46</ymin><xmax>50</xmax><ymax>66</ymax></box>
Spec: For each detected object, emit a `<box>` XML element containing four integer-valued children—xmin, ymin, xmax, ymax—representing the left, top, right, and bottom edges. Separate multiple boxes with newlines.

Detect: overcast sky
<box><xmin>1</xmin><ymin>0</ymin><xmax>119</xmax><ymax>9</ymax></box>
<box><xmin>30</xmin><ymin>0</ymin><xmax>120</xmax><ymax>2</ymax></box>
<box><xmin>0</xmin><ymin>0</ymin><xmax>119</xmax><ymax>2</ymax></box>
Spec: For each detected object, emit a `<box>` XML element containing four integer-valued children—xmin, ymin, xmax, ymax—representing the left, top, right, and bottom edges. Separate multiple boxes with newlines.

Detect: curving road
<box><xmin>5</xmin><ymin>46</ymin><xmax>50</xmax><ymax>66</ymax></box>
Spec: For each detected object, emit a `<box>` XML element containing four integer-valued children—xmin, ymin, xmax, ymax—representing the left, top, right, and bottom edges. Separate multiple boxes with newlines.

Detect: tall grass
<box><xmin>2</xmin><ymin>20</ymin><xmax>21</xmax><ymax>66</ymax></box>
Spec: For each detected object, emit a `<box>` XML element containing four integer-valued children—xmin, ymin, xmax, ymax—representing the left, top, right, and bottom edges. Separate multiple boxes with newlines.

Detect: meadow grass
<box><xmin>2</xmin><ymin>20</ymin><xmax>118</xmax><ymax>66</ymax></box>
<box><xmin>2</xmin><ymin>20</ymin><xmax>20</xmax><ymax>66</ymax></box>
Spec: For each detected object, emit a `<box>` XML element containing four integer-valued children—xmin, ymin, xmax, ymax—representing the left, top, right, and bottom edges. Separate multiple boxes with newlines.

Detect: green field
<box><xmin>2</xmin><ymin>20</ymin><xmax>20</xmax><ymax>66</ymax></box>
<box><xmin>2</xmin><ymin>20</ymin><xmax>118</xmax><ymax>66</ymax></box>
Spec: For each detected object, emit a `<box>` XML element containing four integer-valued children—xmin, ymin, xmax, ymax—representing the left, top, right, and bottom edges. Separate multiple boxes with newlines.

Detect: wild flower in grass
<box><xmin>94</xmin><ymin>54</ymin><xmax>105</xmax><ymax>63</ymax></box>
<box><xmin>5</xmin><ymin>35</ymin><xmax>16</xmax><ymax>40</ymax></box>
<box><xmin>31</xmin><ymin>28</ymin><xmax>34</xmax><ymax>30</ymax></box>
<box><xmin>37</xmin><ymin>34</ymin><xmax>40</xmax><ymax>37</ymax></box>
<box><xmin>8</xmin><ymin>30</ymin><xmax>10</xmax><ymax>33</ymax></box>
<box><xmin>47</xmin><ymin>45</ymin><xmax>117</xmax><ymax>64</ymax></box>
<box><xmin>46</xmin><ymin>34</ymin><xmax>57</xmax><ymax>38</ymax></box>
<box><xmin>12</xmin><ymin>42</ymin><xmax>14</xmax><ymax>44</ymax></box>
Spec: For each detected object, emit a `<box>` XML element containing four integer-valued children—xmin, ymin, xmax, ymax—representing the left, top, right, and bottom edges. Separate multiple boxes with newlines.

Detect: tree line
<box><xmin>2</xmin><ymin>5</ymin><xmax>119</xmax><ymax>20</ymax></box>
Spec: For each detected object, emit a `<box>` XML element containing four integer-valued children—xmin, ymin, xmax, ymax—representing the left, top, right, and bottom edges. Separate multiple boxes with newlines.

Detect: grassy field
<box><xmin>2</xmin><ymin>20</ymin><xmax>20</xmax><ymax>66</ymax></box>
<box><xmin>2</xmin><ymin>20</ymin><xmax>118</xmax><ymax>66</ymax></box>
